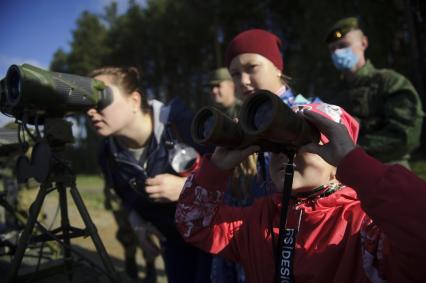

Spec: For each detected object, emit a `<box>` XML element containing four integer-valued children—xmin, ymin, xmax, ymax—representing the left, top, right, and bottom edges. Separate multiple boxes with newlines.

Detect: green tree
<box><xmin>49</xmin><ymin>0</ymin><xmax>426</xmax><ymax>173</ymax></box>
<box><xmin>102</xmin><ymin>1</ymin><xmax>119</xmax><ymax>27</ymax></box>
<box><xmin>56</xmin><ymin>11</ymin><xmax>110</xmax><ymax>174</ymax></box>
<box><xmin>68</xmin><ymin>11</ymin><xmax>109</xmax><ymax>75</ymax></box>
<box><xmin>49</xmin><ymin>48</ymin><xmax>69</xmax><ymax>72</ymax></box>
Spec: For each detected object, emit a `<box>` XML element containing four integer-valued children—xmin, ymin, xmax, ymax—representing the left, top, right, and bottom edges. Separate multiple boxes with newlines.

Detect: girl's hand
<box><xmin>210</xmin><ymin>145</ymin><xmax>260</xmax><ymax>170</ymax></box>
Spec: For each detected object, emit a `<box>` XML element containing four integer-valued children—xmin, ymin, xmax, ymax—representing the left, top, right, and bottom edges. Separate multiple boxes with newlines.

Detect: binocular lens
<box><xmin>253</xmin><ymin>99</ymin><xmax>273</xmax><ymax>131</ymax></box>
<box><xmin>6</xmin><ymin>65</ymin><xmax>21</xmax><ymax>106</ymax></box>
<box><xmin>192</xmin><ymin>106</ymin><xmax>245</xmax><ymax>147</ymax></box>
<box><xmin>201</xmin><ymin>115</ymin><xmax>215</xmax><ymax>140</ymax></box>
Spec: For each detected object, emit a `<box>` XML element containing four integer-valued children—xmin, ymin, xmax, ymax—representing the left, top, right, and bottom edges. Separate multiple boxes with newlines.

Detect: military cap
<box><xmin>325</xmin><ymin>17</ymin><xmax>362</xmax><ymax>43</ymax></box>
<box><xmin>207</xmin><ymin>67</ymin><xmax>232</xmax><ymax>85</ymax></box>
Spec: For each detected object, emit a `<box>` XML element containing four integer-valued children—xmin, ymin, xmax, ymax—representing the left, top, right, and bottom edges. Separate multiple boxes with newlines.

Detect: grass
<box><xmin>75</xmin><ymin>174</ymin><xmax>104</xmax><ymax>191</ymax></box>
<box><xmin>411</xmin><ymin>160</ymin><xmax>426</xmax><ymax>180</ymax></box>
<box><xmin>74</xmin><ymin>174</ymin><xmax>105</xmax><ymax>209</ymax></box>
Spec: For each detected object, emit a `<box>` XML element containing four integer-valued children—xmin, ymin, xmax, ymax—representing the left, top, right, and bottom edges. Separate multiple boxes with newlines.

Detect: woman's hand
<box><xmin>210</xmin><ymin>145</ymin><xmax>260</xmax><ymax>170</ymax></box>
<box><xmin>145</xmin><ymin>174</ymin><xmax>187</xmax><ymax>202</ymax></box>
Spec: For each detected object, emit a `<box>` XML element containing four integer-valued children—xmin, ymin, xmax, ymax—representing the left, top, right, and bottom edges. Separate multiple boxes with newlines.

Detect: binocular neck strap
<box><xmin>274</xmin><ymin>151</ymin><xmax>297</xmax><ymax>283</ymax></box>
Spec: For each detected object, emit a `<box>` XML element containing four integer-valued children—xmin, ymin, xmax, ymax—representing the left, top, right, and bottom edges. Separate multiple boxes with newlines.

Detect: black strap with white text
<box><xmin>274</xmin><ymin>151</ymin><xmax>299</xmax><ymax>283</ymax></box>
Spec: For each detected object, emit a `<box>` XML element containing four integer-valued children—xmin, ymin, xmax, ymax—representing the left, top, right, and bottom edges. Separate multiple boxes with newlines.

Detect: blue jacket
<box><xmin>99</xmin><ymin>98</ymin><xmax>205</xmax><ymax>241</ymax></box>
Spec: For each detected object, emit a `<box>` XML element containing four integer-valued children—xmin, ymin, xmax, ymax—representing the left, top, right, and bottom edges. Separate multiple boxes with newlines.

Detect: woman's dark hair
<box><xmin>89</xmin><ymin>67</ymin><xmax>150</xmax><ymax>111</ymax></box>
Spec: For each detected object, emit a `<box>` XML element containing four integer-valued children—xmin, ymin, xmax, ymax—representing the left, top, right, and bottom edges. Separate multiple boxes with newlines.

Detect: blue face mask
<box><xmin>331</xmin><ymin>47</ymin><xmax>358</xmax><ymax>71</ymax></box>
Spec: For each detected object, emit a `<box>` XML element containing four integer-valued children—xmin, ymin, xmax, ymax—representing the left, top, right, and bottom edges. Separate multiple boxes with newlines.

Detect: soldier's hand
<box><xmin>299</xmin><ymin>110</ymin><xmax>355</xmax><ymax>167</ymax></box>
<box><xmin>145</xmin><ymin>173</ymin><xmax>187</xmax><ymax>202</ymax></box>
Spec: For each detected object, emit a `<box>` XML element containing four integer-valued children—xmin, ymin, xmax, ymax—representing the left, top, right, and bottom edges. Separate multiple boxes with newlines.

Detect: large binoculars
<box><xmin>0</xmin><ymin>64</ymin><xmax>113</xmax><ymax>122</ymax></box>
<box><xmin>191</xmin><ymin>90</ymin><xmax>320</xmax><ymax>152</ymax></box>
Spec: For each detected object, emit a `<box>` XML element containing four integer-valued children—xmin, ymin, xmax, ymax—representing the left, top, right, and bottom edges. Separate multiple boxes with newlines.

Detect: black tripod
<box><xmin>6</xmin><ymin>118</ymin><xmax>119</xmax><ymax>282</ymax></box>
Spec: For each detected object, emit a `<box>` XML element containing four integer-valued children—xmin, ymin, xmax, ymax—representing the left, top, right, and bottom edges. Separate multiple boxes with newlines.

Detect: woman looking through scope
<box><xmin>86</xmin><ymin>67</ymin><xmax>212</xmax><ymax>283</ymax></box>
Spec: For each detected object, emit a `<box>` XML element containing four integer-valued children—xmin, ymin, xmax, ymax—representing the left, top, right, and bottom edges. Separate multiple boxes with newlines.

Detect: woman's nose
<box><xmin>87</xmin><ymin>108</ymin><xmax>97</xmax><ymax>116</ymax></box>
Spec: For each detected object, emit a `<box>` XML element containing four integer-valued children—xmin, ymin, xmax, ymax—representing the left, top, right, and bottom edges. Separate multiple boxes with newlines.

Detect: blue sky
<box><xmin>0</xmin><ymin>0</ymin><xmax>145</xmax><ymax>126</ymax></box>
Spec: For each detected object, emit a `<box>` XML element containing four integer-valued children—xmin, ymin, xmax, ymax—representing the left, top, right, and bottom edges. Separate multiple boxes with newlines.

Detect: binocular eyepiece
<box><xmin>191</xmin><ymin>90</ymin><xmax>320</xmax><ymax>152</ymax></box>
<box><xmin>0</xmin><ymin>64</ymin><xmax>113</xmax><ymax>123</ymax></box>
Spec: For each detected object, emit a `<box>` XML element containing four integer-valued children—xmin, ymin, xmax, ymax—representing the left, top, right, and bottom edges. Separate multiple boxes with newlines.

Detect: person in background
<box><xmin>323</xmin><ymin>16</ymin><xmax>424</xmax><ymax>168</ymax></box>
<box><xmin>87</xmin><ymin>66</ymin><xmax>212</xmax><ymax>283</ymax></box>
<box><xmin>207</xmin><ymin>67</ymin><xmax>242</xmax><ymax>119</ymax></box>
<box><xmin>205</xmin><ymin>67</ymin><xmax>247</xmax><ymax>282</ymax></box>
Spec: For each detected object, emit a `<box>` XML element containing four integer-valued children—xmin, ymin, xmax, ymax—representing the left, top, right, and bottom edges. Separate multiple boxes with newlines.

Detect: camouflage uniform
<box><xmin>324</xmin><ymin>60</ymin><xmax>424</xmax><ymax>165</ymax></box>
<box><xmin>216</xmin><ymin>98</ymin><xmax>242</xmax><ymax>119</ymax></box>
<box><xmin>324</xmin><ymin>17</ymin><xmax>424</xmax><ymax>166</ymax></box>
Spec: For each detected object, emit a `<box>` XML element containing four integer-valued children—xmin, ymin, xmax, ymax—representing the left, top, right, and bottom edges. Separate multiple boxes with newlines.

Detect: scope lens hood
<box><xmin>6</xmin><ymin>64</ymin><xmax>22</xmax><ymax>107</ymax></box>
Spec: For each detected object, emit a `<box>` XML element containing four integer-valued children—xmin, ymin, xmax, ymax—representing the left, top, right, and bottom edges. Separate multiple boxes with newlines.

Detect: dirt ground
<box><xmin>1</xmin><ymin>178</ymin><xmax>168</xmax><ymax>283</ymax></box>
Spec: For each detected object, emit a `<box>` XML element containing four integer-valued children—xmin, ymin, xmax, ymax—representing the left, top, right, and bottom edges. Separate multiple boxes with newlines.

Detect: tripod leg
<box><xmin>69</xmin><ymin>184</ymin><xmax>120</xmax><ymax>282</ymax></box>
<box><xmin>58</xmin><ymin>184</ymin><xmax>73</xmax><ymax>282</ymax></box>
<box><xmin>6</xmin><ymin>183</ymin><xmax>49</xmax><ymax>283</ymax></box>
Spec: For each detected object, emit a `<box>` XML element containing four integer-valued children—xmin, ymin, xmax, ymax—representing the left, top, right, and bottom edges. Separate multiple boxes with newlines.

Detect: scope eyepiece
<box><xmin>96</xmin><ymin>87</ymin><xmax>113</xmax><ymax>111</ymax></box>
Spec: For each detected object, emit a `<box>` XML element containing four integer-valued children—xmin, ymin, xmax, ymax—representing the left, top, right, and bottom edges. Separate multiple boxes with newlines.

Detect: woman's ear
<box><xmin>130</xmin><ymin>91</ymin><xmax>142</xmax><ymax>111</ymax></box>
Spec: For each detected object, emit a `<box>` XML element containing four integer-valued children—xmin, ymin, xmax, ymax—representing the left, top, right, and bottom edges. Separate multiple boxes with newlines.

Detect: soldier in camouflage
<box><xmin>323</xmin><ymin>17</ymin><xmax>424</xmax><ymax>167</ymax></box>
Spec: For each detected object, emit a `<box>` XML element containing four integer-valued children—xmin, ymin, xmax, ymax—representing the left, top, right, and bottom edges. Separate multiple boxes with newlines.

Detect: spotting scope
<box><xmin>0</xmin><ymin>64</ymin><xmax>113</xmax><ymax>122</ymax></box>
